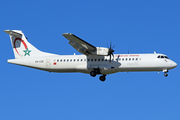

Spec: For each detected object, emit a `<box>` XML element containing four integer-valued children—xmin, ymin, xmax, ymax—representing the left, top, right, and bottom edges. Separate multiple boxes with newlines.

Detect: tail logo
<box><xmin>23</xmin><ymin>48</ymin><xmax>31</xmax><ymax>56</ymax></box>
<box><xmin>14</xmin><ymin>38</ymin><xmax>31</xmax><ymax>56</ymax></box>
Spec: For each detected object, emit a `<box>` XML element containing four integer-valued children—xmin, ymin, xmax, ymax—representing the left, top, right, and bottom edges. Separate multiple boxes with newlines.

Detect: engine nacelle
<box><xmin>91</xmin><ymin>47</ymin><xmax>109</xmax><ymax>56</ymax></box>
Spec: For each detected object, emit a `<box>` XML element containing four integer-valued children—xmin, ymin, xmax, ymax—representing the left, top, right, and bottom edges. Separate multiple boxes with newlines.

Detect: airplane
<box><xmin>4</xmin><ymin>30</ymin><xmax>177</xmax><ymax>81</ymax></box>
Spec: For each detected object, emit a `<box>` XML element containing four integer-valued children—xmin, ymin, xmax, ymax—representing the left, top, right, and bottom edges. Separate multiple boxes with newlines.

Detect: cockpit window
<box><xmin>164</xmin><ymin>56</ymin><xmax>169</xmax><ymax>59</ymax></box>
<box><xmin>157</xmin><ymin>55</ymin><xmax>169</xmax><ymax>59</ymax></box>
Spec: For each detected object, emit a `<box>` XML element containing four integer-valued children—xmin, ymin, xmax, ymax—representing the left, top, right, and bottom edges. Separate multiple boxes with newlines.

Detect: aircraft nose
<box><xmin>171</xmin><ymin>61</ymin><xmax>177</xmax><ymax>68</ymax></box>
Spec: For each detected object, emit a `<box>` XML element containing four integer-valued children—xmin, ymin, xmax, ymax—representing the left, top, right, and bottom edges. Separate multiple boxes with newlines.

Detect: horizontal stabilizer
<box><xmin>4</xmin><ymin>30</ymin><xmax>22</xmax><ymax>36</ymax></box>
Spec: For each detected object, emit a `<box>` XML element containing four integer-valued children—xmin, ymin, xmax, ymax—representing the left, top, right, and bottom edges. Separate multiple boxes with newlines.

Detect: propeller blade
<box><xmin>113</xmin><ymin>45</ymin><xmax>115</xmax><ymax>49</ymax></box>
<box><xmin>108</xmin><ymin>41</ymin><xmax>115</xmax><ymax>64</ymax></box>
<box><xmin>107</xmin><ymin>43</ymin><xmax>109</xmax><ymax>48</ymax></box>
<box><xmin>109</xmin><ymin>54</ymin><xmax>112</xmax><ymax>63</ymax></box>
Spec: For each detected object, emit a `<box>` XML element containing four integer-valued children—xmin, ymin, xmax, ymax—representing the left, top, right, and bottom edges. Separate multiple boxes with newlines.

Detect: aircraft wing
<box><xmin>62</xmin><ymin>33</ymin><xmax>97</xmax><ymax>55</ymax></box>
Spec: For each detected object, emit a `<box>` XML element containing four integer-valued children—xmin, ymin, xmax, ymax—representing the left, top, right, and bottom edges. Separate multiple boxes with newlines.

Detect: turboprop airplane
<box><xmin>4</xmin><ymin>30</ymin><xmax>177</xmax><ymax>81</ymax></box>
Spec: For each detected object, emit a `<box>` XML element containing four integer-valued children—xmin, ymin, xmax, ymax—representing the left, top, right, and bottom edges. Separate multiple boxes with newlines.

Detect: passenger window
<box><xmin>122</xmin><ymin>58</ymin><xmax>124</xmax><ymax>61</ymax></box>
<box><xmin>91</xmin><ymin>59</ymin><xmax>93</xmax><ymax>61</ymax></box>
<box><xmin>102</xmin><ymin>59</ymin><xmax>104</xmax><ymax>61</ymax></box>
<box><xmin>119</xmin><ymin>58</ymin><xmax>121</xmax><ymax>61</ymax></box>
<box><xmin>70</xmin><ymin>59</ymin><xmax>72</xmax><ymax>62</ymax></box>
<box><xmin>105</xmin><ymin>59</ymin><xmax>107</xmax><ymax>61</ymax></box>
<box><xmin>136</xmin><ymin>58</ymin><xmax>138</xmax><ymax>61</ymax></box>
<box><xmin>77</xmin><ymin>59</ymin><xmax>79</xmax><ymax>62</ymax></box>
<box><xmin>81</xmin><ymin>59</ymin><xmax>83</xmax><ymax>62</ymax></box>
<box><xmin>98</xmin><ymin>59</ymin><xmax>100</xmax><ymax>61</ymax></box>
<box><xmin>157</xmin><ymin>56</ymin><xmax>160</xmax><ymax>58</ymax></box>
<box><xmin>57</xmin><ymin>59</ymin><xmax>59</xmax><ymax>62</ymax></box>
<box><xmin>132</xmin><ymin>58</ymin><xmax>134</xmax><ymax>61</ymax></box>
<box><xmin>67</xmin><ymin>59</ymin><xmax>69</xmax><ymax>62</ymax></box>
<box><xmin>88</xmin><ymin>59</ymin><xmax>90</xmax><ymax>61</ymax></box>
<box><xmin>129</xmin><ymin>58</ymin><xmax>131</xmax><ymax>61</ymax></box>
<box><xmin>74</xmin><ymin>59</ymin><xmax>76</xmax><ymax>62</ymax></box>
<box><xmin>64</xmin><ymin>59</ymin><xmax>66</xmax><ymax>62</ymax></box>
<box><xmin>94</xmin><ymin>59</ymin><xmax>97</xmax><ymax>61</ymax></box>
<box><xmin>126</xmin><ymin>58</ymin><xmax>128</xmax><ymax>61</ymax></box>
<box><xmin>84</xmin><ymin>59</ymin><xmax>86</xmax><ymax>61</ymax></box>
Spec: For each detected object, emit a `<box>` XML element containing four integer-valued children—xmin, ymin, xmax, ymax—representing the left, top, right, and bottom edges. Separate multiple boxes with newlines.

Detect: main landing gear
<box><xmin>90</xmin><ymin>71</ymin><xmax>97</xmax><ymax>77</ymax></box>
<box><xmin>99</xmin><ymin>75</ymin><xmax>106</xmax><ymax>82</ymax></box>
<box><xmin>90</xmin><ymin>69</ymin><xmax>106</xmax><ymax>82</ymax></box>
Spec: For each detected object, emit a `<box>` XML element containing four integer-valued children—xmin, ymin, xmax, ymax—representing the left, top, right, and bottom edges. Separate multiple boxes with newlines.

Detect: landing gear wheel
<box><xmin>164</xmin><ymin>73</ymin><xmax>168</xmax><ymax>77</ymax></box>
<box><xmin>163</xmin><ymin>69</ymin><xmax>168</xmax><ymax>77</ymax></box>
<box><xmin>90</xmin><ymin>71</ymin><xmax>96</xmax><ymax>77</ymax></box>
<box><xmin>99</xmin><ymin>75</ymin><xmax>106</xmax><ymax>82</ymax></box>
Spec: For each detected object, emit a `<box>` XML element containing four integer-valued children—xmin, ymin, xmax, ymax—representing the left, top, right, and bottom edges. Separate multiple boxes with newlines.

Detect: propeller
<box><xmin>108</xmin><ymin>42</ymin><xmax>115</xmax><ymax>63</ymax></box>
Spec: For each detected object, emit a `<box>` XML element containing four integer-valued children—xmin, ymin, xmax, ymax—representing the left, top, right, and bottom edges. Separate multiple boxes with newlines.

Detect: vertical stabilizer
<box><xmin>4</xmin><ymin>30</ymin><xmax>53</xmax><ymax>59</ymax></box>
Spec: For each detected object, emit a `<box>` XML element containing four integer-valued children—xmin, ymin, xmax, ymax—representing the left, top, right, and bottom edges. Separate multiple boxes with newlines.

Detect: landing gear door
<box><xmin>46</xmin><ymin>59</ymin><xmax>51</xmax><ymax>68</ymax></box>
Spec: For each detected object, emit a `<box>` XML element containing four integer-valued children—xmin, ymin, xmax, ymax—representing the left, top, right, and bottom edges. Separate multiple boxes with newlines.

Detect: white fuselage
<box><xmin>4</xmin><ymin>30</ymin><xmax>177</xmax><ymax>81</ymax></box>
<box><xmin>8</xmin><ymin>53</ymin><xmax>177</xmax><ymax>75</ymax></box>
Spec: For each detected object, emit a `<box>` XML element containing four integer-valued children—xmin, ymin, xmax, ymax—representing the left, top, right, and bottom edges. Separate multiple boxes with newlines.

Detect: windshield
<box><xmin>157</xmin><ymin>55</ymin><xmax>169</xmax><ymax>59</ymax></box>
<box><xmin>164</xmin><ymin>56</ymin><xmax>169</xmax><ymax>59</ymax></box>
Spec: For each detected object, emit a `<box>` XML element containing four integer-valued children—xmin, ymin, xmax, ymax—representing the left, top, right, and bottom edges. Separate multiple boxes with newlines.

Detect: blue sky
<box><xmin>0</xmin><ymin>0</ymin><xmax>180</xmax><ymax>119</ymax></box>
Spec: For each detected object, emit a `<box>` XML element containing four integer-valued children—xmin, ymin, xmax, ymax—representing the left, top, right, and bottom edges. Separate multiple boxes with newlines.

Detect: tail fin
<box><xmin>4</xmin><ymin>30</ymin><xmax>52</xmax><ymax>59</ymax></box>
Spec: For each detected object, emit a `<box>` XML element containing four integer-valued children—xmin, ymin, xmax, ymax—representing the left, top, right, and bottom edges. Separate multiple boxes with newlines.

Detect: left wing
<box><xmin>62</xmin><ymin>33</ymin><xmax>96</xmax><ymax>55</ymax></box>
<box><xmin>62</xmin><ymin>33</ymin><xmax>110</xmax><ymax>56</ymax></box>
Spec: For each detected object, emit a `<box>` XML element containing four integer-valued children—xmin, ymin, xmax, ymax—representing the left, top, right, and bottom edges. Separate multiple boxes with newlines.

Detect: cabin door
<box><xmin>46</xmin><ymin>59</ymin><xmax>51</xmax><ymax>68</ymax></box>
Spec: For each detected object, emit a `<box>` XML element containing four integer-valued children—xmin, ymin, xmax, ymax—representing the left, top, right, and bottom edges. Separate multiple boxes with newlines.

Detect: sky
<box><xmin>0</xmin><ymin>0</ymin><xmax>180</xmax><ymax>120</ymax></box>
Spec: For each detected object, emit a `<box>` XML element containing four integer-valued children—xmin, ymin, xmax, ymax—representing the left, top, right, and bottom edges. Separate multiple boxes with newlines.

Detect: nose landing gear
<box><xmin>163</xmin><ymin>69</ymin><xmax>169</xmax><ymax>77</ymax></box>
<box><xmin>164</xmin><ymin>73</ymin><xmax>168</xmax><ymax>77</ymax></box>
